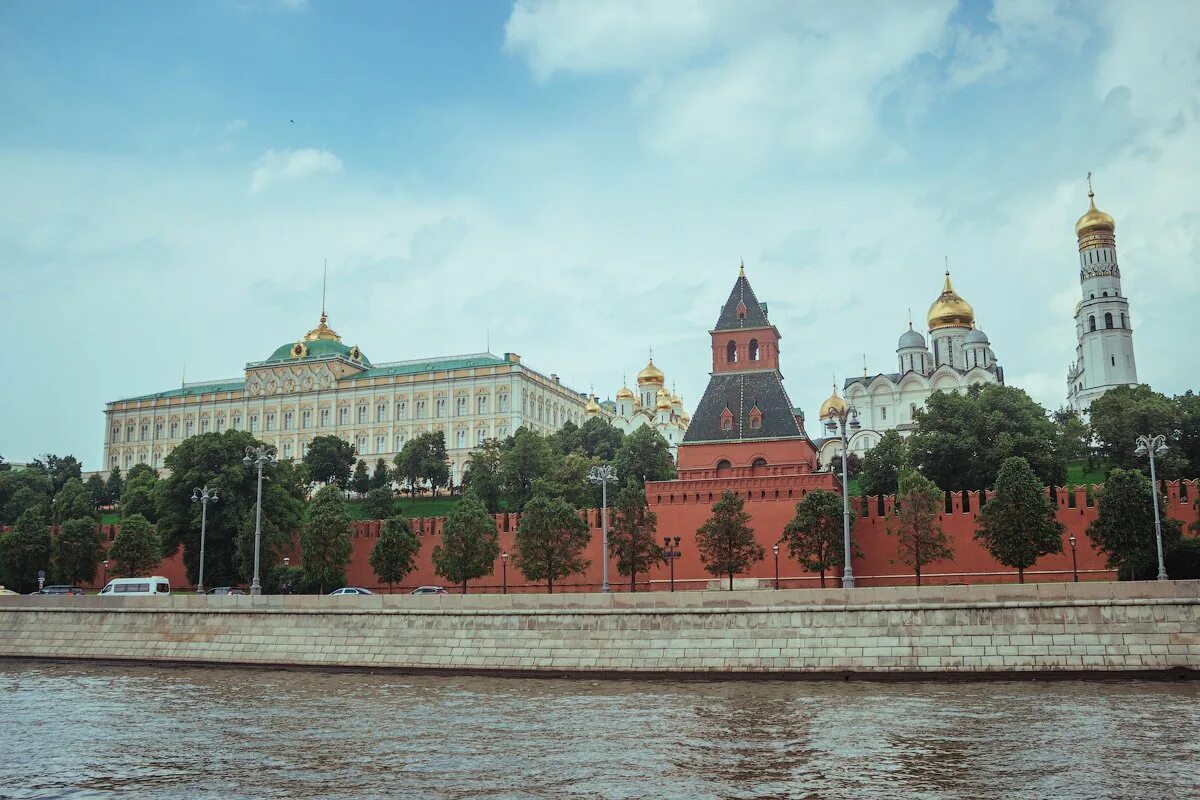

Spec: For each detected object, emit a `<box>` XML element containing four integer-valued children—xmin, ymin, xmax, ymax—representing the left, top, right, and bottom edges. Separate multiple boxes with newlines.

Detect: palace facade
<box><xmin>103</xmin><ymin>311</ymin><xmax>589</xmax><ymax>483</ymax></box>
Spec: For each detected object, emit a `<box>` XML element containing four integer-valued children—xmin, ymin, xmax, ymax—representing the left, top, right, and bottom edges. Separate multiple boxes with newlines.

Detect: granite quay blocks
<box><xmin>0</xmin><ymin>580</ymin><xmax>1196</xmax><ymax>677</ymax></box>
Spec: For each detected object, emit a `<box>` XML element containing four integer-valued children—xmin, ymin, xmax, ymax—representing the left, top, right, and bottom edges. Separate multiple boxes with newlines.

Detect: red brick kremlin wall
<box><xmin>67</xmin><ymin>479</ymin><xmax>1200</xmax><ymax>593</ymax></box>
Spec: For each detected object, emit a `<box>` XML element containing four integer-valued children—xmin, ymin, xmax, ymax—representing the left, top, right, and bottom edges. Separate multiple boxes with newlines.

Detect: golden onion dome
<box><xmin>303</xmin><ymin>312</ymin><xmax>342</xmax><ymax>342</ymax></box>
<box><xmin>1075</xmin><ymin>190</ymin><xmax>1115</xmax><ymax>237</ymax></box>
<box><xmin>585</xmin><ymin>395</ymin><xmax>601</xmax><ymax>415</ymax></box>
<box><xmin>670</xmin><ymin>391</ymin><xmax>682</xmax><ymax>405</ymax></box>
<box><xmin>927</xmin><ymin>271</ymin><xmax>975</xmax><ymax>331</ymax></box>
<box><xmin>616</xmin><ymin>385</ymin><xmax>635</xmax><ymax>401</ymax></box>
<box><xmin>818</xmin><ymin>386</ymin><xmax>847</xmax><ymax>420</ymax></box>
<box><xmin>637</xmin><ymin>358</ymin><xmax>665</xmax><ymax>385</ymax></box>
<box><xmin>656</xmin><ymin>391</ymin><xmax>672</xmax><ymax>410</ymax></box>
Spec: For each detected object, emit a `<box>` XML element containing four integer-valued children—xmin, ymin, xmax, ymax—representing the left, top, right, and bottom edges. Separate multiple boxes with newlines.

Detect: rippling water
<box><xmin>0</xmin><ymin>662</ymin><xmax>1197</xmax><ymax>799</ymax></box>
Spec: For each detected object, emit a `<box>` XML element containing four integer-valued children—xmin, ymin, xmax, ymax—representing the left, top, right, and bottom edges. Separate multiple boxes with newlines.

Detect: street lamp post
<box><xmin>101</xmin><ymin>559</ymin><xmax>109</xmax><ymax>587</ymax></box>
<box><xmin>191</xmin><ymin>485</ymin><xmax>218</xmax><ymax>594</ymax></box>
<box><xmin>243</xmin><ymin>445</ymin><xmax>276</xmax><ymax>595</ymax></box>
<box><xmin>588</xmin><ymin>464</ymin><xmax>618</xmax><ymax>593</ymax></box>
<box><xmin>501</xmin><ymin>551</ymin><xmax>509</xmax><ymax>595</ymax></box>
<box><xmin>773</xmin><ymin>543</ymin><xmax>780</xmax><ymax>590</ymax></box>
<box><xmin>821</xmin><ymin>394</ymin><xmax>860</xmax><ymax>589</ymax></box>
<box><xmin>1134</xmin><ymin>434</ymin><xmax>1170</xmax><ymax>581</ymax></box>
<box><xmin>663</xmin><ymin>536</ymin><xmax>681</xmax><ymax>592</ymax></box>
<box><xmin>1069</xmin><ymin>534</ymin><xmax>1078</xmax><ymax>583</ymax></box>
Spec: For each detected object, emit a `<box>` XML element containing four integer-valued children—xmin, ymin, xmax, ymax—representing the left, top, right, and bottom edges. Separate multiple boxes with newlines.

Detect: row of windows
<box><xmin>1087</xmin><ymin>312</ymin><xmax>1127</xmax><ymax>332</ymax></box>
<box><xmin>1083</xmin><ymin>248</ymin><xmax>1114</xmax><ymax>265</ymax></box>
<box><xmin>725</xmin><ymin>339</ymin><xmax>763</xmax><ymax>364</ymax></box>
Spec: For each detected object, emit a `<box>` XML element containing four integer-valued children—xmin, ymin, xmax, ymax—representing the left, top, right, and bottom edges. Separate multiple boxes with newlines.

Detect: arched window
<box><xmin>751</xmin><ymin>457</ymin><xmax>767</xmax><ymax>477</ymax></box>
<box><xmin>748</xmin><ymin>339</ymin><xmax>760</xmax><ymax>361</ymax></box>
<box><xmin>1089</xmin><ymin>316</ymin><xmax>1096</xmax><ymax>332</ymax></box>
<box><xmin>726</xmin><ymin>341</ymin><xmax>738</xmax><ymax>363</ymax></box>
<box><xmin>716</xmin><ymin>460</ymin><xmax>732</xmax><ymax>477</ymax></box>
<box><xmin>1120</xmin><ymin>313</ymin><xmax>1126</xmax><ymax>328</ymax></box>
<box><xmin>1104</xmin><ymin>312</ymin><xmax>1113</xmax><ymax>329</ymax></box>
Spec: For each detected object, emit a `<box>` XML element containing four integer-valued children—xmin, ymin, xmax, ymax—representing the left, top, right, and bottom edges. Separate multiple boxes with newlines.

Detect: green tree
<box><xmin>433</xmin><ymin>494</ymin><xmax>499</xmax><ymax>593</ymax></box>
<box><xmin>370</xmin><ymin>458</ymin><xmax>391</xmax><ymax>490</ymax></box>
<box><xmin>0</xmin><ymin>508</ymin><xmax>53</xmax><ymax>592</ymax></box>
<box><xmin>696</xmin><ymin>491</ymin><xmax>764</xmax><ymax>590</ymax></box>
<box><xmin>546</xmin><ymin>452</ymin><xmax>602</xmax><ymax>510</ymax></box>
<box><xmin>1087</xmin><ymin>468</ymin><xmax>1182</xmax><ymax>580</ymax></box>
<box><xmin>0</xmin><ymin>468</ymin><xmax>52</xmax><ymax>525</ymax></box>
<box><xmin>300</xmin><ymin>484</ymin><xmax>353</xmax><ymax>593</ymax></box>
<box><xmin>155</xmin><ymin>431</ymin><xmax>304</xmax><ymax>588</ymax></box>
<box><xmin>54</xmin><ymin>517</ymin><xmax>104</xmax><ymax>586</ymax></box>
<box><xmin>363</xmin><ymin>486</ymin><xmax>398</xmax><ymax>521</ymax></box>
<box><xmin>52</xmin><ymin>477</ymin><xmax>98</xmax><ymax>524</ymax></box>
<box><xmin>909</xmin><ymin>384</ymin><xmax>1066</xmax><ymax>491</ymax></box>
<box><xmin>351</xmin><ymin>459</ymin><xmax>372</xmax><ymax>496</ymax></box>
<box><xmin>1176</xmin><ymin>391</ymin><xmax>1200</xmax><ymax>478</ymax></box>
<box><xmin>608</xmin><ymin>484</ymin><xmax>661</xmax><ymax>591</ymax></box>
<box><xmin>370</xmin><ymin>515</ymin><xmax>421</xmax><ymax>591</ymax></box>
<box><xmin>782</xmin><ymin>489</ymin><xmax>850</xmax><ymax>588</ymax></box>
<box><xmin>975</xmin><ymin>457</ymin><xmax>1064</xmax><ymax>583</ymax></box>
<box><xmin>858</xmin><ymin>429</ymin><xmax>908</xmax><ymax>497</ymax></box>
<box><xmin>578</xmin><ymin>416</ymin><xmax>626</xmax><ymax>460</ymax></box>
<box><xmin>421</xmin><ymin>432</ymin><xmax>451</xmax><ymax>497</ymax></box>
<box><xmin>104</xmin><ymin>467</ymin><xmax>124</xmax><ymax>507</ymax></box>
<box><xmin>303</xmin><ymin>435</ymin><xmax>356</xmax><ymax>488</ymax></box>
<box><xmin>84</xmin><ymin>474</ymin><xmax>107</xmax><ymax>508</ymax></box>
<box><xmin>462</xmin><ymin>439</ymin><xmax>505</xmax><ymax>512</ymax></box>
<box><xmin>500</xmin><ymin>428</ymin><xmax>557</xmax><ymax>510</ymax></box>
<box><xmin>30</xmin><ymin>454</ymin><xmax>83</xmax><ymax>496</ymax></box>
<box><xmin>886</xmin><ymin>470</ymin><xmax>953</xmax><ymax>586</ymax></box>
<box><xmin>119</xmin><ymin>464</ymin><xmax>160</xmax><ymax>522</ymax></box>
<box><xmin>1089</xmin><ymin>386</ymin><xmax>1187</xmax><ymax>476</ymax></box>
<box><xmin>513</xmin><ymin>494</ymin><xmax>590</xmax><ymax>593</ymax></box>
<box><xmin>1052</xmin><ymin>407</ymin><xmax>1093</xmax><ymax>466</ymax></box>
<box><xmin>613</xmin><ymin>425</ymin><xmax>676</xmax><ymax>488</ymax></box>
<box><xmin>107</xmin><ymin>514</ymin><xmax>162</xmax><ymax>577</ymax></box>
<box><xmin>550</xmin><ymin>419</ymin><xmax>583</xmax><ymax>455</ymax></box>
<box><xmin>233</xmin><ymin>507</ymin><xmax>292</xmax><ymax>587</ymax></box>
<box><xmin>394</xmin><ymin>438</ymin><xmax>424</xmax><ymax>498</ymax></box>
<box><xmin>830</xmin><ymin>452</ymin><xmax>862</xmax><ymax>480</ymax></box>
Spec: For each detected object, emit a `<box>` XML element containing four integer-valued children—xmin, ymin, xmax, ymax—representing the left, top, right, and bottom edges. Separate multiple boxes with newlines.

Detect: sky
<box><xmin>2</xmin><ymin>0</ymin><xmax>1198</xmax><ymax>469</ymax></box>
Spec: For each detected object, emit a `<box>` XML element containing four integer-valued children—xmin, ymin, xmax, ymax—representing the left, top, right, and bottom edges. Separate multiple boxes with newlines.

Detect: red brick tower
<box><xmin>674</xmin><ymin>264</ymin><xmax>822</xmax><ymax>479</ymax></box>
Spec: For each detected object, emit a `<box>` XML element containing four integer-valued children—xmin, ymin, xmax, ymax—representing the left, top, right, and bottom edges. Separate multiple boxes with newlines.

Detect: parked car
<box><xmin>206</xmin><ymin>587</ymin><xmax>246</xmax><ymax>596</ymax></box>
<box><xmin>329</xmin><ymin>587</ymin><xmax>374</xmax><ymax>596</ymax></box>
<box><xmin>0</xmin><ymin>586</ymin><xmax>19</xmax><ymax>596</ymax></box>
<box><xmin>98</xmin><ymin>577</ymin><xmax>171</xmax><ymax>596</ymax></box>
<box><xmin>410</xmin><ymin>586</ymin><xmax>448</xmax><ymax>595</ymax></box>
<box><xmin>31</xmin><ymin>585</ymin><xmax>84</xmax><ymax>596</ymax></box>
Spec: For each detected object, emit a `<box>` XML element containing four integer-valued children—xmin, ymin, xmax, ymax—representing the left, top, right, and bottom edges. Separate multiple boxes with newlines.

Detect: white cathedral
<box><xmin>585</xmin><ymin>357</ymin><xmax>690</xmax><ymax>455</ymax></box>
<box><xmin>815</xmin><ymin>271</ymin><xmax>1004</xmax><ymax>468</ymax></box>
<box><xmin>1066</xmin><ymin>184</ymin><xmax>1138</xmax><ymax>411</ymax></box>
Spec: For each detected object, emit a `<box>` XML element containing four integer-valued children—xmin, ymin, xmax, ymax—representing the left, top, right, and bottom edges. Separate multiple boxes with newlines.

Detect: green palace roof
<box><xmin>262</xmin><ymin>337</ymin><xmax>371</xmax><ymax>366</ymax></box>
<box><xmin>354</xmin><ymin>354</ymin><xmax>509</xmax><ymax>378</ymax></box>
<box><xmin>116</xmin><ymin>379</ymin><xmax>246</xmax><ymax>403</ymax></box>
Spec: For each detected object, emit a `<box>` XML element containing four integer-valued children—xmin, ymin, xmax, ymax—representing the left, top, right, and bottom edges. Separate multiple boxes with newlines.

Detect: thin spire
<box><xmin>486</xmin><ymin>326</ymin><xmax>490</xmax><ymax>354</ymax></box>
<box><xmin>863</xmin><ymin>353</ymin><xmax>868</xmax><ymax>378</ymax></box>
<box><xmin>907</xmin><ymin>307</ymin><xmax>913</xmax><ymax>330</ymax></box>
<box><xmin>648</xmin><ymin>345</ymin><xmax>653</xmax><ymax>362</ymax></box>
<box><xmin>739</xmin><ymin>258</ymin><xmax>745</xmax><ymax>277</ymax></box>
<box><xmin>1087</xmin><ymin>170</ymin><xmax>1094</xmax><ymax>197</ymax></box>
<box><xmin>321</xmin><ymin>258</ymin><xmax>328</xmax><ymax>319</ymax></box>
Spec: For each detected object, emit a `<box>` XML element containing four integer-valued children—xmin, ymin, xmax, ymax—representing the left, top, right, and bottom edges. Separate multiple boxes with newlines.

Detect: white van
<box><xmin>98</xmin><ymin>577</ymin><xmax>171</xmax><ymax>596</ymax></box>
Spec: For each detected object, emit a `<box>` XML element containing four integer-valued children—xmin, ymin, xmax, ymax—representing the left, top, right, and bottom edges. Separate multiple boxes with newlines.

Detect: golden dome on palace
<box><xmin>616</xmin><ymin>385</ymin><xmax>635</xmax><ymax>401</ymax></box>
<box><xmin>927</xmin><ymin>271</ymin><xmax>975</xmax><ymax>331</ymax></box>
<box><xmin>818</xmin><ymin>387</ymin><xmax>847</xmax><ymax>420</ymax></box>
<box><xmin>637</xmin><ymin>359</ymin><xmax>665</xmax><ymax>385</ymax></box>
<box><xmin>1075</xmin><ymin>191</ymin><xmax>1115</xmax><ymax>237</ymax></box>
<box><xmin>585</xmin><ymin>395</ymin><xmax>602</xmax><ymax>414</ymax></box>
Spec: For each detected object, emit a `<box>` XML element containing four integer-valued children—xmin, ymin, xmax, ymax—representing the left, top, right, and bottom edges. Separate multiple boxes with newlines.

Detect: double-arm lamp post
<box><xmin>243</xmin><ymin>445</ymin><xmax>277</xmax><ymax>595</ymax></box>
<box><xmin>588</xmin><ymin>464</ymin><xmax>618</xmax><ymax>593</ymax></box>
<box><xmin>191</xmin><ymin>485</ymin><xmax>218</xmax><ymax>594</ymax></box>
<box><xmin>1133</xmin><ymin>434</ymin><xmax>1170</xmax><ymax>581</ymax></box>
<box><xmin>822</xmin><ymin>397</ymin><xmax>860</xmax><ymax>589</ymax></box>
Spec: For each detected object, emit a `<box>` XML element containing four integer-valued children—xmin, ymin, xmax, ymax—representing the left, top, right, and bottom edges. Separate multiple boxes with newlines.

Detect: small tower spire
<box><xmin>321</xmin><ymin>258</ymin><xmax>328</xmax><ymax>320</ymax></box>
<box><xmin>739</xmin><ymin>259</ymin><xmax>745</xmax><ymax>277</ymax></box>
<box><xmin>907</xmin><ymin>307</ymin><xmax>913</xmax><ymax>330</ymax></box>
<box><xmin>863</xmin><ymin>353</ymin><xmax>868</xmax><ymax>378</ymax></box>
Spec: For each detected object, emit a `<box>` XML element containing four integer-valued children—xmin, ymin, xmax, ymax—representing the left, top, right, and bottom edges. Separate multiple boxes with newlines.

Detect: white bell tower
<box><xmin>1067</xmin><ymin>176</ymin><xmax>1138</xmax><ymax>412</ymax></box>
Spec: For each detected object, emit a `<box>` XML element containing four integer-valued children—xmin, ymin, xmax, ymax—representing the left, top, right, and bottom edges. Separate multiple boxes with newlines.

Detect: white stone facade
<box><xmin>1067</xmin><ymin>188</ymin><xmax>1138</xmax><ymax>412</ymax></box>
<box><xmin>103</xmin><ymin>314</ymin><xmax>588</xmax><ymax>484</ymax></box>
<box><xmin>586</xmin><ymin>358</ymin><xmax>690</xmax><ymax>455</ymax></box>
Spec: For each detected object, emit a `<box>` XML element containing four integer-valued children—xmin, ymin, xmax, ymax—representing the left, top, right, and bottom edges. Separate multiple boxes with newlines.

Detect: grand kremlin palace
<box><xmin>102</xmin><ymin>311</ymin><xmax>590</xmax><ymax>483</ymax></box>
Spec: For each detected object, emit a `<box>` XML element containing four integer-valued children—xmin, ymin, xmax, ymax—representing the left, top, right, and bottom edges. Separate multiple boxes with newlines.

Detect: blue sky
<box><xmin>2</xmin><ymin>0</ymin><xmax>1198</xmax><ymax>468</ymax></box>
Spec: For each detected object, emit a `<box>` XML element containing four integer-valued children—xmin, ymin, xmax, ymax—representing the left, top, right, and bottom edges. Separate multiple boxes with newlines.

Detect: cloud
<box><xmin>225</xmin><ymin>118</ymin><xmax>248</xmax><ymax>134</ymax></box>
<box><xmin>506</xmin><ymin>1</ymin><xmax>957</xmax><ymax>167</ymax></box>
<box><xmin>248</xmin><ymin>148</ymin><xmax>344</xmax><ymax>193</ymax></box>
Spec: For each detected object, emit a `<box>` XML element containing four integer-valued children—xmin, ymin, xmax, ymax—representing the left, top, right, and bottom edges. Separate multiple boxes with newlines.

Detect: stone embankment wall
<box><xmin>1</xmin><ymin>581</ymin><xmax>1197</xmax><ymax>676</ymax></box>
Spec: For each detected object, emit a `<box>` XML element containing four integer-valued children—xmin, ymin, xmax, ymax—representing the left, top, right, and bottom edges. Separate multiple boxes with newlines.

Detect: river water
<box><xmin>0</xmin><ymin>662</ymin><xmax>1196</xmax><ymax>799</ymax></box>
